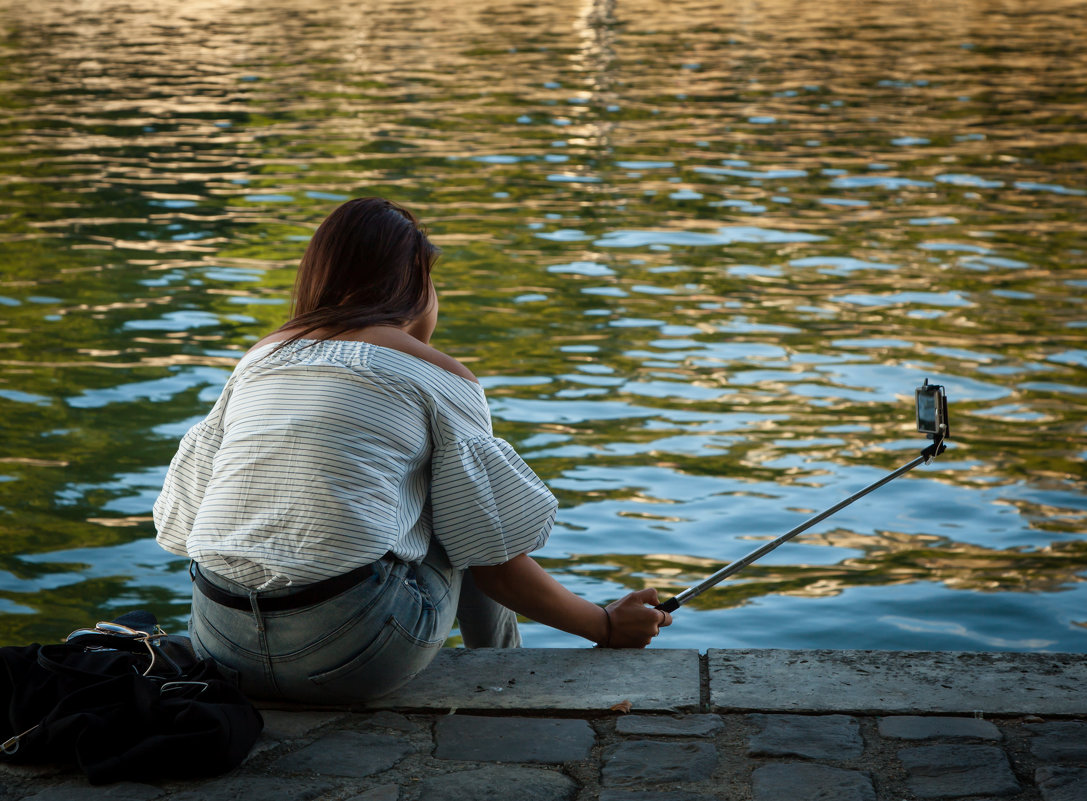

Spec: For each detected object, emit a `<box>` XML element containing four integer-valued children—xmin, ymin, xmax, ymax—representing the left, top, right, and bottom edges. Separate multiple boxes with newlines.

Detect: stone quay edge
<box><xmin>343</xmin><ymin>647</ymin><xmax>1087</xmax><ymax>716</ymax></box>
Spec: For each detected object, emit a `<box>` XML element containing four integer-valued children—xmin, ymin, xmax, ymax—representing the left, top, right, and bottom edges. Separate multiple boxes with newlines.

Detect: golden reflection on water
<box><xmin>0</xmin><ymin>0</ymin><xmax>1084</xmax><ymax>649</ymax></box>
<box><xmin>557</xmin><ymin>531</ymin><xmax>1087</xmax><ymax>599</ymax></box>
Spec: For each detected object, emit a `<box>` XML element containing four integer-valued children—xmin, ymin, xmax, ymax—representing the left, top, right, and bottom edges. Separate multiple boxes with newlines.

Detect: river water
<box><xmin>0</xmin><ymin>0</ymin><xmax>1084</xmax><ymax>652</ymax></box>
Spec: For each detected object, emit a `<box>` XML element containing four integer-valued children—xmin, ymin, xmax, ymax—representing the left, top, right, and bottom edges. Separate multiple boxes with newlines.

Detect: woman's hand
<box><xmin>601</xmin><ymin>587</ymin><xmax>673</xmax><ymax>648</ymax></box>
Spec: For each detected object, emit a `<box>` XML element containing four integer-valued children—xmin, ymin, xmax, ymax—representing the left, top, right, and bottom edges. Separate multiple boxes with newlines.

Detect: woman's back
<box><xmin>160</xmin><ymin>337</ymin><xmax>499</xmax><ymax>589</ymax></box>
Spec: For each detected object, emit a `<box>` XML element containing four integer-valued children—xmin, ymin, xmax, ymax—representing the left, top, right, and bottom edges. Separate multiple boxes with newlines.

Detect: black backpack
<box><xmin>0</xmin><ymin>611</ymin><xmax>263</xmax><ymax>785</ymax></box>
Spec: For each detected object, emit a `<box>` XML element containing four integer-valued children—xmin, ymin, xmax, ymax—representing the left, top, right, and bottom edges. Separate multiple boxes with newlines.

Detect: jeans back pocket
<box><xmin>306</xmin><ymin>616</ymin><xmax>444</xmax><ymax>703</ymax></box>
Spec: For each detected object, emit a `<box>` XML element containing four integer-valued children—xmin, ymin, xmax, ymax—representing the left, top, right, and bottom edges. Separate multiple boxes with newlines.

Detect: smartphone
<box><xmin>916</xmin><ymin>380</ymin><xmax>950</xmax><ymax>440</ymax></box>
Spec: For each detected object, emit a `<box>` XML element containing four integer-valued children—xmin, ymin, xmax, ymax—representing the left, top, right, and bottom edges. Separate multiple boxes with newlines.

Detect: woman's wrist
<box><xmin>594</xmin><ymin>605</ymin><xmax>613</xmax><ymax>648</ymax></box>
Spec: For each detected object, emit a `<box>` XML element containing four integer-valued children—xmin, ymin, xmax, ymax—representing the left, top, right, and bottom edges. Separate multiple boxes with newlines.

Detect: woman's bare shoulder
<box><xmin>375</xmin><ymin>330</ymin><xmax>480</xmax><ymax>384</ymax></box>
<box><xmin>248</xmin><ymin>327</ymin><xmax>298</xmax><ymax>353</ymax></box>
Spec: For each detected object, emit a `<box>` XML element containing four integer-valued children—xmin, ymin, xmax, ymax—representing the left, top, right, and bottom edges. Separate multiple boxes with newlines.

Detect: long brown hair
<box><xmin>274</xmin><ymin>197</ymin><xmax>439</xmax><ymax>346</ymax></box>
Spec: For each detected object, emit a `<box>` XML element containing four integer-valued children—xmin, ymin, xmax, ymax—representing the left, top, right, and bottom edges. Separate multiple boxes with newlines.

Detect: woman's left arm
<box><xmin>470</xmin><ymin>554</ymin><xmax>671</xmax><ymax>648</ymax></box>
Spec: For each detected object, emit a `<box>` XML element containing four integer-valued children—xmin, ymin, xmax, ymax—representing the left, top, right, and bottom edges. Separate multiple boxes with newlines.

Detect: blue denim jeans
<box><xmin>188</xmin><ymin>540</ymin><xmax>520</xmax><ymax>704</ymax></box>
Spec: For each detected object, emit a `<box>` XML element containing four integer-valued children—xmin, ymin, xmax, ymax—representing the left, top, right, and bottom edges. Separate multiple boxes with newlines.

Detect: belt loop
<box><xmin>248</xmin><ymin>592</ymin><xmax>265</xmax><ymax>633</ymax></box>
<box><xmin>374</xmin><ymin>555</ymin><xmax>390</xmax><ymax>584</ymax></box>
<box><xmin>189</xmin><ymin>560</ymin><xmax>197</xmax><ymax>582</ymax></box>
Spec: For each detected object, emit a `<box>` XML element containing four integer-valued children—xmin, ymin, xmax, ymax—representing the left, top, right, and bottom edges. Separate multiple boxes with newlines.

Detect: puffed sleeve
<box><xmin>153</xmin><ymin>369</ymin><xmax>237</xmax><ymax>556</ymax></box>
<box><xmin>153</xmin><ymin>419</ymin><xmax>222</xmax><ymax>557</ymax></box>
<box><xmin>430</xmin><ymin>434</ymin><xmax>558</xmax><ymax>569</ymax></box>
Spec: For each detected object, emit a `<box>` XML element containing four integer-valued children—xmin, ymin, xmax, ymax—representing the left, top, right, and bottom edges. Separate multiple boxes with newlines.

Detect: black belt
<box><xmin>190</xmin><ymin>561</ymin><xmax>376</xmax><ymax>613</ymax></box>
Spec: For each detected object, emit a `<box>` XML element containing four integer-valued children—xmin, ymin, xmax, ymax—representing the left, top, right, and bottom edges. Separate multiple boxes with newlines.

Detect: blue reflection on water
<box><xmin>595</xmin><ymin>226</ymin><xmax>826</xmax><ymax>248</ymax></box>
<box><xmin>66</xmin><ymin>368</ymin><xmax>231</xmax><ymax>409</ymax></box>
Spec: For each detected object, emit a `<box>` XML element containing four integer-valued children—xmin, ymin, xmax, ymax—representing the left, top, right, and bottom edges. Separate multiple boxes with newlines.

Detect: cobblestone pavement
<box><xmin>3</xmin><ymin>649</ymin><xmax>1085</xmax><ymax>800</ymax></box>
<box><xmin>4</xmin><ymin>709</ymin><xmax>1086</xmax><ymax>801</ymax></box>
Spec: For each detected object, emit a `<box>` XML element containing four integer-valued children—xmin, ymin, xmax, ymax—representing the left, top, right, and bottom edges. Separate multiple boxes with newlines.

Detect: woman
<box><xmin>154</xmin><ymin>197</ymin><xmax>671</xmax><ymax>704</ymax></box>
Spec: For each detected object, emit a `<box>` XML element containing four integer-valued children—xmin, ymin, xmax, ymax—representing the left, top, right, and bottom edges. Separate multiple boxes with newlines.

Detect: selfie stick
<box><xmin>656</xmin><ymin>384</ymin><xmax>949</xmax><ymax>614</ymax></box>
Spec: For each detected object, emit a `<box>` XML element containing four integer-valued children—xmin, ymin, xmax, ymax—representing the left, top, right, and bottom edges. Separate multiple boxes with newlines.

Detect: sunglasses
<box><xmin>65</xmin><ymin>621</ymin><xmax>174</xmax><ymax>677</ymax></box>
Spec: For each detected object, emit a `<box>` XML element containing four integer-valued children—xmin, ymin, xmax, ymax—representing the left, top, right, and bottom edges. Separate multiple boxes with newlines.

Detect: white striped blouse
<box><xmin>153</xmin><ymin>338</ymin><xmax>558</xmax><ymax>590</ymax></box>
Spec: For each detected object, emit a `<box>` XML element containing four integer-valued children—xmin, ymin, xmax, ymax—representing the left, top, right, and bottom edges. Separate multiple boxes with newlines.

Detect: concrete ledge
<box><xmin>256</xmin><ymin>648</ymin><xmax>1087</xmax><ymax>717</ymax></box>
<box><xmin>709</xmin><ymin>649</ymin><xmax>1087</xmax><ymax>715</ymax></box>
<box><xmin>372</xmin><ymin>647</ymin><xmax>701</xmax><ymax>712</ymax></box>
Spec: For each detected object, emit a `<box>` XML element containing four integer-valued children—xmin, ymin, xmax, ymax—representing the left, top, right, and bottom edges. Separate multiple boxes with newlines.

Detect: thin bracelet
<box><xmin>601</xmin><ymin>606</ymin><xmax>613</xmax><ymax>648</ymax></box>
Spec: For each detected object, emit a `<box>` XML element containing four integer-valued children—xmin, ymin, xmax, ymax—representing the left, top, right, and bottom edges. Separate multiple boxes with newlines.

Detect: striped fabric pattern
<box><xmin>154</xmin><ymin>339</ymin><xmax>557</xmax><ymax>590</ymax></box>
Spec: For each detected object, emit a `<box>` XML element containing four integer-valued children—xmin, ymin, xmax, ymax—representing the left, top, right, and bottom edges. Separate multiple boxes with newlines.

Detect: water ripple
<box><xmin>0</xmin><ymin>0</ymin><xmax>1084</xmax><ymax>652</ymax></box>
